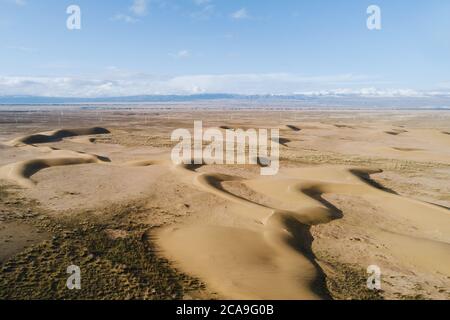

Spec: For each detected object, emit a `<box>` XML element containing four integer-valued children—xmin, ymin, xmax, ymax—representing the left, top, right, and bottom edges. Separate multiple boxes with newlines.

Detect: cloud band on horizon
<box><xmin>0</xmin><ymin>72</ymin><xmax>448</xmax><ymax>99</ymax></box>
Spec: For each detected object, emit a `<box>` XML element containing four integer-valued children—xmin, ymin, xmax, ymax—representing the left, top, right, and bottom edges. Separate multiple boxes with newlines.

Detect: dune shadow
<box><xmin>280</xmin><ymin>215</ymin><xmax>332</xmax><ymax>299</ymax></box>
<box><xmin>256</xmin><ymin>156</ymin><xmax>270</xmax><ymax>167</ymax></box>
<box><xmin>19</xmin><ymin>127</ymin><xmax>110</xmax><ymax>145</ymax></box>
<box><xmin>301</xmin><ymin>188</ymin><xmax>344</xmax><ymax>220</ymax></box>
<box><xmin>201</xmin><ymin>174</ymin><xmax>269</xmax><ymax>207</ymax></box>
<box><xmin>334</xmin><ymin>124</ymin><xmax>355</xmax><ymax>129</ymax></box>
<box><xmin>425</xmin><ymin>201</ymin><xmax>450</xmax><ymax>211</ymax></box>
<box><xmin>286</xmin><ymin>125</ymin><xmax>301</xmax><ymax>132</ymax></box>
<box><xmin>274</xmin><ymin>137</ymin><xmax>291</xmax><ymax>147</ymax></box>
<box><xmin>96</xmin><ymin>155</ymin><xmax>111</xmax><ymax>162</ymax></box>
<box><xmin>21</xmin><ymin>161</ymin><xmax>50</xmax><ymax>179</ymax></box>
<box><xmin>181</xmin><ymin>163</ymin><xmax>206</xmax><ymax>172</ymax></box>
<box><xmin>350</xmin><ymin>169</ymin><xmax>398</xmax><ymax>195</ymax></box>
<box><xmin>18</xmin><ymin>156</ymin><xmax>107</xmax><ymax>182</ymax></box>
<box><xmin>392</xmin><ymin>147</ymin><xmax>422</xmax><ymax>152</ymax></box>
<box><xmin>385</xmin><ymin>131</ymin><xmax>400</xmax><ymax>136</ymax></box>
<box><xmin>385</xmin><ymin>129</ymin><xmax>408</xmax><ymax>136</ymax></box>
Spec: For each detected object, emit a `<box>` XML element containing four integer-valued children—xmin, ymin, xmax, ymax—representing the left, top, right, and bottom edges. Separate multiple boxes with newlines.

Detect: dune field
<box><xmin>0</xmin><ymin>106</ymin><xmax>449</xmax><ymax>300</ymax></box>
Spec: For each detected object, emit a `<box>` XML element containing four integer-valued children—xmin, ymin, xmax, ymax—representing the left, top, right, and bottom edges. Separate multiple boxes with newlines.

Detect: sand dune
<box><xmin>6</xmin><ymin>127</ymin><xmax>110</xmax><ymax>147</ymax></box>
<box><xmin>1</xmin><ymin>118</ymin><xmax>449</xmax><ymax>300</ymax></box>
<box><xmin>126</xmin><ymin>159</ymin><xmax>172</xmax><ymax>167</ymax></box>
<box><xmin>0</xmin><ymin>151</ymin><xmax>107</xmax><ymax>188</ymax></box>
<box><xmin>69</xmin><ymin>136</ymin><xmax>97</xmax><ymax>144</ymax></box>
<box><xmin>286</xmin><ymin>125</ymin><xmax>301</xmax><ymax>131</ymax></box>
<box><xmin>0</xmin><ymin>128</ymin><xmax>111</xmax><ymax>187</ymax></box>
<box><xmin>391</xmin><ymin>147</ymin><xmax>423</xmax><ymax>152</ymax></box>
<box><xmin>385</xmin><ymin>129</ymin><xmax>409</xmax><ymax>136</ymax></box>
<box><xmin>158</xmin><ymin>165</ymin><xmax>450</xmax><ymax>299</ymax></box>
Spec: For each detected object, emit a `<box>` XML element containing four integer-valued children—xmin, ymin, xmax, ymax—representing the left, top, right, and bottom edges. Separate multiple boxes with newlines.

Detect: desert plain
<box><xmin>0</xmin><ymin>103</ymin><xmax>449</xmax><ymax>300</ymax></box>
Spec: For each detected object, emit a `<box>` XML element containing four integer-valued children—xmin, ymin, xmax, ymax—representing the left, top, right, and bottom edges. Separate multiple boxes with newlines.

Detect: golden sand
<box><xmin>0</xmin><ymin>108</ymin><xmax>449</xmax><ymax>299</ymax></box>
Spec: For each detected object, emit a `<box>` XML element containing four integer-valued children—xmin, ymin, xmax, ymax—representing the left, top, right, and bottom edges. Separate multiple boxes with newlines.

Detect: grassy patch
<box><xmin>0</xmin><ymin>186</ymin><xmax>205</xmax><ymax>300</ymax></box>
<box><xmin>316</xmin><ymin>251</ymin><xmax>384</xmax><ymax>300</ymax></box>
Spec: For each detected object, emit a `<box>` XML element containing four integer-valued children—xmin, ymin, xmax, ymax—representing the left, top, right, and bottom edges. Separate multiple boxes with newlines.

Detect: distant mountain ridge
<box><xmin>0</xmin><ymin>94</ymin><xmax>329</xmax><ymax>104</ymax></box>
<box><xmin>0</xmin><ymin>94</ymin><xmax>449</xmax><ymax>109</ymax></box>
<box><xmin>0</xmin><ymin>94</ymin><xmax>243</xmax><ymax>104</ymax></box>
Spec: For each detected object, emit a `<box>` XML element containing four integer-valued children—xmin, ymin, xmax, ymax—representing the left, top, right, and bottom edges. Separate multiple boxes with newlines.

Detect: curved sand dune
<box><xmin>126</xmin><ymin>159</ymin><xmax>172</xmax><ymax>167</ymax></box>
<box><xmin>0</xmin><ymin>151</ymin><xmax>108</xmax><ymax>188</ymax></box>
<box><xmin>69</xmin><ymin>136</ymin><xmax>97</xmax><ymax>144</ymax></box>
<box><xmin>2</xmin><ymin>127</ymin><xmax>449</xmax><ymax>299</ymax></box>
<box><xmin>286</xmin><ymin>125</ymin><xmax>301</xmax><ymax>131</ymax></box>
<box><xmin>159</xmin><ymin>169</ymin><xmax>345</xmax><ymax>299</ymax></box>
<box><xmin>158</xmin><ymin>165</ymin><xmax>450</xmax><ymax>299</ymax></box>
<box><xmin>39</xmin><ymin>143</ymin><xmax>442</xmax><ymax>299</ymax></box>
<box><xmin>385</xmin><ymin>129</ymin><xmax>409</xmax><ymax>136</ymax></box>
<box><xmin>0</xmin><ymin>128</ymin><xmax>111</xmax><ymax>187</ymax></box>
<box><xmin>6</xmin><ymin>127</ymin><xmax>110</xmax><ymax>147</ymax></box>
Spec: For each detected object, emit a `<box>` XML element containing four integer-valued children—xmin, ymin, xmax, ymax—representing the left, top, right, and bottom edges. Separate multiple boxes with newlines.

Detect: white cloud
<box><xmin>112</xmin><ymin>0</ymin><xmax>148</xmax><ymax>24</ymax></box>
<box><xmin>1</xmin><ymin>72</ymin><xmax>444</xmax><ymax>98</ymax></box>
<box><xmin>437</xmin><ymin>82</ymin><xmax>450</xmax><ymax>89</ymax></box>
<box><xmin>231</xmin><ymin>8</ymin><xmax>249</xmax><ymax>20</ymax></box>
<box><xmin>190</xmin><ymin>4</ymin><xmax>215</xmax><ymax>20</ymax></box>
<box><xmin>169</xmin><ymin>50</ymin><xmax>190</xmax><ymax>59</ymax></box>
<box><xmin>162</xmin><ymin>73</ymin><xmax>374</xmax><ymax>94</ymax></box>
<box><xmin>111</xmin><ymin>14</ymin><xmax>139</xmax><ymax>24</ymax></box>
<box><xmin>295</xmin><ymin>88</ymin><xmax>426</xmax><ymax>98</ymax></box>
<box><xmin>130</xmin><ymin>0</ymin><xmax>148</xmax><ymax>16</ymax></box>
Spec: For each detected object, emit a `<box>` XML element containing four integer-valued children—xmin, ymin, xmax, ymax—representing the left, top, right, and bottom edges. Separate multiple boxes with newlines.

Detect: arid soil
<box><xmin>0</xmin><ymin>105</ymin><xmax>449</xmax><ymax>300</ymax></box>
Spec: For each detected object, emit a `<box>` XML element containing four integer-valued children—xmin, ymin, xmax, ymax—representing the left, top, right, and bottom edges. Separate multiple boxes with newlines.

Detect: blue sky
<box><xmin>1</xmin><ymin>0</ymin><xmax>450</xmax><ymax>97</ymax></box>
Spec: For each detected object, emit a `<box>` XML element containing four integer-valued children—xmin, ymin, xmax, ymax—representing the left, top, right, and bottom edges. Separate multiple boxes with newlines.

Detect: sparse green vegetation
<box><xmin>0</xmin><ymin>186</ymin><xmax>205</xmax><ymax>300</ymax></box>
<box><xmin>316</xmin><ymin>252</ymin><xmax>384</xmax><ymax>300</ymax></box>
